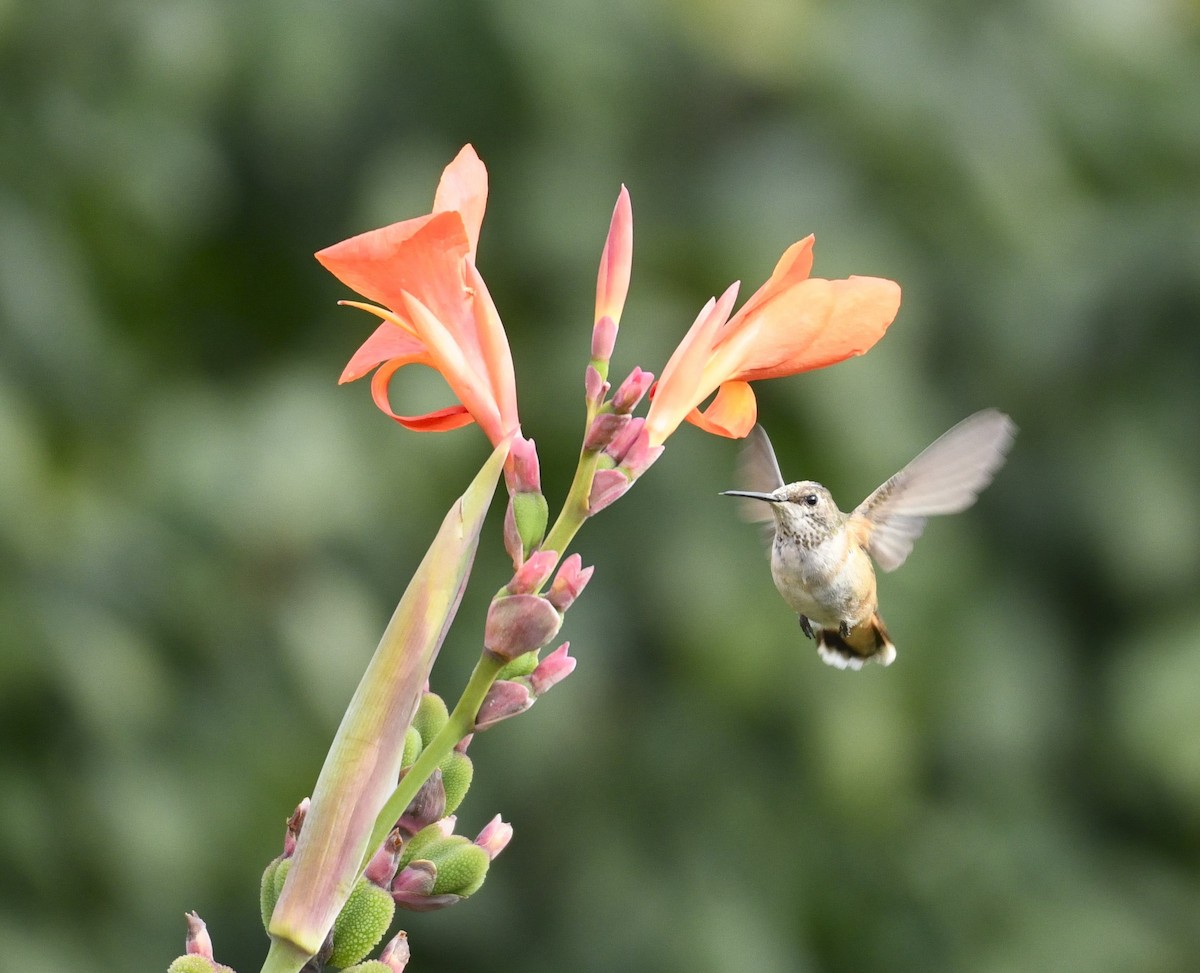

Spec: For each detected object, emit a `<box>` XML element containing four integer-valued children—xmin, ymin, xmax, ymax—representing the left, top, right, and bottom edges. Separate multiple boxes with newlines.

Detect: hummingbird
<box><xmin>722</xmin><ymin>410</ymin><xmax>1016</xmax><ymax>670</ymax></box>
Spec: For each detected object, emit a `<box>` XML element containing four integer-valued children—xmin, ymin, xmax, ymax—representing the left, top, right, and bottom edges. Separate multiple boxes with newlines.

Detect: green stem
<box><xmin>360</xmin><ymin>650</ymin><xmax>508</xmax><ymax>869</ymax></box>
<box><xmin>261</xmin><ymin>936</ymin><xmax>312</xmax><ymax>973</ymax></box>
<box><xmin>541</xmin><ymin>446</ymin><xmax>601</xmax><ymax>560</ymax></box>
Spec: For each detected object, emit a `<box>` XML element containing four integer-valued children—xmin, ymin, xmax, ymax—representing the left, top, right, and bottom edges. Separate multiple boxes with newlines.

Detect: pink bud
<box><xmin>547</xmin><ymin>556</ymin><xmax>593</xmax><ymax>612</ymax></box>
<box><xmin>475</xmin><ymin>679</ymin><xmax>534</xmax><ymax>731</ymax></box>
<box><xmin>509</xmin><ymin>435</ymin><xmax>541</xmax><ymax>494</ymax></box>
<box><xmin>378</xmin><ymin>931</ymin><xmax>412</xmax><ymax>972</ymax></box>
<box><xmin>583</xmin><ymin>412</ymin><xmax>630</xmax><ymax>452</ymax></box>
<box><xmin>185</xmin><ymin>912</ymin><xmax>214</xmax><ymax>959</ymax></box>
<box><xmin>392</xmin><ymin>860</ymin><xmax>437</xmax><ymax>899</ymax></box>
<box><xmin>605</xmin><ymin>416</ymin><xmax>645</xmax><ymax>464</ymax></box>
<box><xmin>591</xmin><ymin>314</ymin><xmax>618</xmax><ymax>361</ymax></box>
<box><xmin>595</xmin><ymin>185</ymin><xmax>633</xmax><ymax>328</ymax></box>
<box><xmin>531</xmin><ymin>642</ymin><xmax>577</xmax><ymax>696</ymax></box>
<box><xmin>587</xmin><ymin>467</ymin><xmax>630</xmax><ymax>515</ymax></box>
<box><xmin>397</xmin><ymin>769</ymin><xmax>447</xmax><ymax>838</ymax></box>
<box><xmin>585</xmin><ymin>365</ymin><xmax>610</xmax><ymax>408</ymax></box>
<box><xmin>484</xmin><ymin>594</ymin><xmax>563</xmax><ymax>661</ymax></box>
<box><xmin>617</xmin><ymin>424</ymin><xmax>664</xmax><ymax>477</ymax></box>
<box><xmin>282</xmin><ymin>797</ymin><xmax>310</xmax><ymax>857</ymax></box>
<box><xmin>507</xmin><ymin>549</ymin><xmax>559</xmax><ymax>595</ymax></box>
<box><xmin>474</xmin><ymin>815</ymin><xmax>514</xmax><ymax>860</ymax></box>
<box><xmin>365</xmin><ymin>828</ymin><xmax>405</xmax><ymax>886</ymax></box>
<box><xmin>612</xmin><ymin>367</ymin><xmax>654</xmax><ymax>413</ymax></box>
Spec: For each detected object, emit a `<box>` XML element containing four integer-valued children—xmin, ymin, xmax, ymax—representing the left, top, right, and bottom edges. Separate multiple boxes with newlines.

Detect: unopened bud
<box><xmin>484</xmin><ymin>594</ymin><xmax>562</xmax><ymax>661</ymax></box>
<box><xmin>474</xmin><ymin>815</ymin><xmax>514</xmax><ymax>860</ymax></box>
<box><xmin>587</xmin><ymin>467</ymin><xmax>630</xmax><ymax>515</ymax></box>
<box><xmin>611</xmin><ymin>367</ymin><xmax>654</xmax><ymax>413</ymax></box>
<box><xmin>616</xmin><ymin>424</ymin><xmax>663</xmax><ymax>477</ymax></box>
<box><xmin>411</xmin><ymin>692</ymin><xmax>449</xmax><ymax>750</ymax></box>
<box><xmin>185</xmin><ymin>912</ymin><xmax>214</xmax><ymax>959</ymax></box>
<box><xmin>396</xmin><ymin>767</ymin><xmax>446</xmax><ymax>838</ymax></box>
<box><xmin>506</xmin><ymin>549</ymin><xmax>558</xmax><ymax>595</ymax></box>
<box><xmin>530</xmin><ymin>642</ymin><xmax>577</xmax><ymax>696</ymax></box>
<box><xmin>583</xmin><ymin>411</ymin><xmax>630</xmax><ymax>452</ymax></box>
<box><xmin>379</xmin><ymin>930</ymin><xmax>411</xmax><ymax>971</ymax></box>
<box><xmin>475</xmin><ymin>679</ymin><xmax>534</xmax><ymax>731</ymax></box>
<box><xmin>508</xmin><ymin>436</ymin><xmax>541</xmax><ymax>494</ymax></box>
<box><xmin>439</xmin><ymin>749</ymin><xmax>474</xmax><ymax>816</ymax></box>
<box><xmin>591</xmin><ymin>314</ymin><xmax>618</xmax><ymax>361</ymax></box>
<box><xmin>509</xmin><ymin>491</ymin><xmax>549</xmax><ymax>559</ymax></box>
<box><xmin>605</xmin><ymin>416</ymin><xmax>644</xmax><ymax>464</ymax></box>
<box><xmin>364</xmin><ymin>828</ymin><xmax>404</xmax><ymax>887</ymax></box>
<box><xmin>585</xmin><ymin>365</ymin><xmax>610</xmax><ymax>409</ymax></box>
<box><xmin>546</xmin><ymin>557</ymin><xmax>593</xmax><ymax>612</ymax></box>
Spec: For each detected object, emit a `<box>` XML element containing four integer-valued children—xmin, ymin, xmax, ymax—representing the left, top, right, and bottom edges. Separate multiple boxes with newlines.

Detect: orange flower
<box><xmin>643</xmin><ymin>235</ymin><xmax>900</xmax><ymax>446</ymax></box>
<box><xmin>317</xmin><ymin>145</ymin><xmax>520</xmax><ymax>446</ymax></box>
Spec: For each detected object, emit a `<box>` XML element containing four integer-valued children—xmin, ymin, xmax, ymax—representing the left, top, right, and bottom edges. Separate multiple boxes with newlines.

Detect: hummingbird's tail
<box><xmin>816</xmin><ymin>613</ymin><xmax>896</xmax><ymax>671</ymax></box>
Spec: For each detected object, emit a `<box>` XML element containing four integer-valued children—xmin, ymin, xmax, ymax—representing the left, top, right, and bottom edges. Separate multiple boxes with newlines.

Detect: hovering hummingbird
<box><xmin>722</xmin><ymin>410</ymin><xmax>1016</xmax><ymax>670</ymax></box>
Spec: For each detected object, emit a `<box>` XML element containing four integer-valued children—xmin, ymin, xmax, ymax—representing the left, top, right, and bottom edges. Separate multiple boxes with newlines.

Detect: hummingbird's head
<box><xmin>721</xmin><ymin>480</ymin><xmax>842</xmax><ymax>543</ymax></box>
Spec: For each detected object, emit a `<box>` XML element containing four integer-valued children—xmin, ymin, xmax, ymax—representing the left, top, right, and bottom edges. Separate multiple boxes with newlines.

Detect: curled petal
<box><xmin>432</xmin><ymin>145</ymin><xmax>488</xmax><ymax>255</ymax></box>
<box><xmin>369</xmin><ymin>359</ymin><xmax>476</xmax><ymax>433</ymax></box>
<box><xmin>340</xmin><ymin>317</ymin><xmax>429</xmax><ymax>384</ymax></box>
<box><xmin>684</xmin><ymin>381</ymin><xmax>758</xmax><ymax>439</ymax></box>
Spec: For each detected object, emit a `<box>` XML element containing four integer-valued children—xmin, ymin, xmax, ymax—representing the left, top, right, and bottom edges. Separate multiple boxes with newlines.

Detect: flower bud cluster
<box><xmin>586</xmin><ymin>416</ymin><xmax>665</xmax><ymax>515</ymax></box>
<box><xmin>475</xmin><ymin>643</ymin><xmax>577</xmax><ymax>731</ymax></box>
<box><xmin>391</xmin><ymin>813</ymin><xmax>513</xmax><ymax>912</ymax></box>
<box><xmin>484</xmin><ymin>554</ymin><xmax>593</xmax><ymax>662</ymax></box>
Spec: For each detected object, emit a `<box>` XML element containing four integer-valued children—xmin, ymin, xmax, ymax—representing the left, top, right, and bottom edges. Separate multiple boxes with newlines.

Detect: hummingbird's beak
<box><xmin>720</xmin><ymin>490</ymin><xmax>778</xmax><ymax>503</ymax></box>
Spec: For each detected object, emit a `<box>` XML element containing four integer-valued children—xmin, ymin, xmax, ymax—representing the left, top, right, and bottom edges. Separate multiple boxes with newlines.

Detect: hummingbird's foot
<box><xmin>799</xmin><ymin>615</ymin><xmax>814</xmax><ymax>640</ymax></box>
<box><xmin>839</xmin><ymin>620</ymin><xmax>851</xmax><ymax>638</ymax></box>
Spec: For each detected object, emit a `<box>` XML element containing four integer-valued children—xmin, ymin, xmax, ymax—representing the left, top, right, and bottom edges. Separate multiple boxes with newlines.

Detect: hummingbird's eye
<box><xmin>803</xmin><ymin>493</ymin><xmax>819</xmax><ymax>506</ymax></box>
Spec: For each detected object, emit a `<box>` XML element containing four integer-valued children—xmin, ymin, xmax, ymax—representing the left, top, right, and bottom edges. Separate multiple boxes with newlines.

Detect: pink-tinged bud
<box><xmin>595</xmin><ymin>185</ymin><xmax>633</xmax><ymax>328</ymax></box>
<box><xmin>612</xmin><ymin>367</ymin><xmax>654</xmax><ymax>414</ymax></box>
<box><xmin>364</xmin><ymin>828</ymin><xmax>405</xmax><ymax>887</ymax></box>
<box><xmin>591</xmin><ymin>314</ymin><xmax>618</xmax><ymax>361</ymax></box>
<box><xmin>484</xmin><ymin>594</ymin><xmax>563</xmax><ymax>661</ymax></box>
<box><xmin>585</xmin><ymin>365</ymin><xmax>610</xmax><ymax>409</ymax></box>
<box><xmin>185</xmin><ymin>912</ymin><xmax>214</xmax><ymax>959</ymax></box>
<box><xmin>587</xmin><ymin>467</ymin><xmax>630</xmax><ymax>515</ymax></box>
<box><xmin>616</xmin><ymin>424</ymin><xmax>664</xmax><ymax>478</ymax></box>
<box><xmin>396</xmin><ymin>768</ymin><xmax>447</xmax><ymax>838</ymax></box>
<box><xmin>605</xmin><ymin>416</ymin><xmax>645</xmax><ymax>464</ymax></box>
<box><xmin>547</xmin><ymin>556</ymin><xmax>594</xmax><ymax>612</ymax></box>
<box><xmin>392</xmin><ymin>860</ymin><xmax>437</xmax><ymax>898</ymax></box>
<box><xmin>475</xmin><ymin>679</ymin><xmax>534</xmax><ymax>731</ymax></box>
<box><xmin>282</xmin><ymin>798</ymin><xmax>310</xmax><ymax>857</ymax></box>
<box><xmin>583</xmin><ymin>412</ymin><xmax>630</xmax><ymax>452</ymax></box>
<box><xmin>378</xmin><ymin>931</ymin><xmax>411</xmax><ymax>971</ymax></box>
<box><xmin>506</xmin><ymin>549</ymin><xmax>559</xmax><ymax>595</ymax></box>
<box><xmin>503</xmin><ymin>500</ymin><xmax>523</xmax><ymax>569</ymax></box>
<box><xmin>531</xmin><ymin>642</ymin><xmax>577</xmax><ymax>696</ymax></box>
<box><xmin>509</xmin><ymin>436</ymin><xmax>541</xmax><ymax>494</ymax></box>
<box><xmin>474</xmin><ymin>815</ymin><xmax>514</xmax><ymax>860</ymax></box>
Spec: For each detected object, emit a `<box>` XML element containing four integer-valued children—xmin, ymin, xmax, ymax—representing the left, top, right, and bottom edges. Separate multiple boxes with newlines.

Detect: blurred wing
<box><xmin>853</xmin><ymin>409</ymin><xmax>1017</xmax><ymax>571</ymax></box>
<box><xmin>734</xmin><ymin>424</ymin><xmax>785</xmax><ymax>525</ymax></box>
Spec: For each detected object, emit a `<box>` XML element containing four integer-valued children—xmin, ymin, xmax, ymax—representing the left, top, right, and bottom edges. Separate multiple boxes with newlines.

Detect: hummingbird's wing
<box><xmin>734</xmin><ymin>424</ymin><xmax>785</xmax><ymax>525</ymax></box>
<box><xmin>852</xmin><ymin>409</ymin><xmax>1016</xmax><ymax>572</ymax></box>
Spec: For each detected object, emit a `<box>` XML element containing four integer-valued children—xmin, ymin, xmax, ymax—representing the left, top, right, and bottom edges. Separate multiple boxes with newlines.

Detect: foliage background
<box><xmin>2</xmin><ymin>1</ymin><xmax>1198</xmax><ymax>971</ymax></box>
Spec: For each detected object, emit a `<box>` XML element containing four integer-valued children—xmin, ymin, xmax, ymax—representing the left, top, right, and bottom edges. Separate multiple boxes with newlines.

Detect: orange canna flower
<box><xmin>317</xmin><ymin>145</ymin><xmax>520</xmax><ymax>447</ymax></box>
<box><xmin>643</xmin><ymin>235</ymin><xmax>901</xmax><ymax>446</ymax></box>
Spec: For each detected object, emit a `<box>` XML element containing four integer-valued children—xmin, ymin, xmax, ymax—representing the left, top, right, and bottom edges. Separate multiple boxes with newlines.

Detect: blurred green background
<box><xmin>3</xmin><ymin>1</ymin><xmax>1199</xmax><ymax>971</ymax></box>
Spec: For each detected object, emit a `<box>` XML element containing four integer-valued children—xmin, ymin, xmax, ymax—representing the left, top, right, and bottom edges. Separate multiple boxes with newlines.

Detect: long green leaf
<box><xmin>263</xmin><ymin>442</ymin><xmax>507</xmax><ymax>972</ymax></box>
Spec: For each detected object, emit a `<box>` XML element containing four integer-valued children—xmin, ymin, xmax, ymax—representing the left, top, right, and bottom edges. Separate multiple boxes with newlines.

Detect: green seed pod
<box><xmin>411</xmin><ymin>692</ymin><xmax>450</xmax><ymax>750</ymax></box>
<box><xmin>511</xmin><ymin>491</ymin><xmax>549</xmax><ymax>555</ymax></box>
<box><xmin>167</xmin><ymin>957</ymin><xmax>217</xmax><ymax>973</ymax></box>
<box><xmin>259</xmin><ymin>857</ymin><xmax>292</xmax><ymax>931</ymax></box>
<box><xmin>439</xmin><ymin>750</ymin><xmax>474</xmax><ymax>816</ymax></box>
<box><xmin>401</xmin><ymin>724</ymin><xmax>423</xmax><ymax>769</ymax></box>
<box><xmin>399</xmin><ymin>822</ymin><xmax>445</xmax><ymax>868</ymax></box>
<box><xmin>340</xmin><ymin>963</ymin><xmax>392</xmax><ymax>973</ymax></box>
<box><xmin>496</xmin><ymin>650</ymin><xmax>539</xmax><ymax>681</ymax></box>
<box><xmin>427</xmin><ymin>837</ymin><xmax>490</xmax><ymax>898</ymax></box>
<box><xmin>328</xmin><ymin>877</ymin><xmax>397</xmax><ymax>969</ymax></box>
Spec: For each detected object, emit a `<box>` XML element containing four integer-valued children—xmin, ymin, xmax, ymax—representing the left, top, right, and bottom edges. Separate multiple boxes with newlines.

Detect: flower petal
<box><xmin>369</xmin><ymin>358</ymin><xmax>477</xmax><ymax>432</ymax></box>
<box><xmin>733</xmin><ymin>275</ymin><xmax>900</xmax><ymax>382</ymax></box>
<box><xmin>432</xmin><ymin>145</ymin><xmax>489</xmax><ymax>256</ymax></box>
<box><xmin>340</xmin><ymin>320</ymin><xmax>431</xmax><ymax>384</ymax></box>
<box><xmin>735</xmin><ymin>235</ymin><xmax>815</xmax><ymax>323</ymax></box>
<box><xmin>684</xmin><ymin>381</ymin><xmax>758</xmax><ymax>438</ymax></box>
